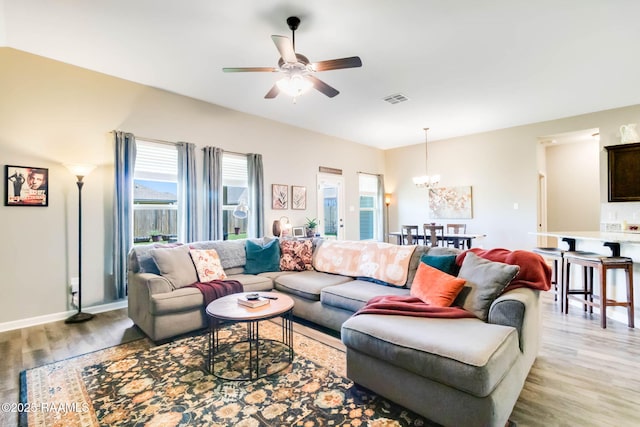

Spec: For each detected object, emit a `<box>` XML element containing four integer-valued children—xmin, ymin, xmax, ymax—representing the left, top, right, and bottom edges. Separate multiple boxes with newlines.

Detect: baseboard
<box><xmin>0</xmin><ymin>300</ymin><xmax>128</xmax><ymax>333</ymax></box>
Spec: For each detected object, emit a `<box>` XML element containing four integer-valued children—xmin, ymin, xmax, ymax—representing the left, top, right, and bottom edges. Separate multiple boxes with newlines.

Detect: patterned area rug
<box><xmin>20</xmin><ymin>321</ymin><xmax>438</xmax><ymax>426</ymax></box>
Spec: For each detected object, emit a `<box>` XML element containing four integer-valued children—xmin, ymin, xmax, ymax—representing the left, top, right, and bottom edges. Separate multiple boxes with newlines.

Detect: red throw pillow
<box><xmin>410</xmin><ymin>262</ymin><xmax>466</xmax><ymax>307</ymax></box>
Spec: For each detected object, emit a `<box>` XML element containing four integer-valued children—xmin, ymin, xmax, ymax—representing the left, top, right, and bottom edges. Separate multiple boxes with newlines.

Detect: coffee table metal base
<box><xmin>207</xmin><ymin>309</ymin><xmax>294</xmax><ymax>381</ymax></box>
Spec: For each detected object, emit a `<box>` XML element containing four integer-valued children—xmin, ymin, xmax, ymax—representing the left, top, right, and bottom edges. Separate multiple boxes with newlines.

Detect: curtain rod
<box><xmin>357</xmin><ymin>171</ymin><xmax>383</xmax><ymax>176</ymax></box>
<box><xmin>200</xmin><ymin>147</ymin><xmax>247</xmax><ymax>156</ymax></box>
<box><xmin>136</xmin><ymin>136</ymin><xmax>183</xmax><ymax>147</ymax></box>
<box><xmin>111</xmin><ymin>132</ymin><xmax>248</xmax><ymax>154</ymax></box>
<box><xmin>224</xmin><ymin>150</ymin><xmax>246</xmax><ymax>156</ymax></box>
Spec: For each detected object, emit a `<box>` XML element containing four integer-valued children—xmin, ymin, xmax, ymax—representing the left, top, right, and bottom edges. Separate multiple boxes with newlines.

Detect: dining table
<box><xmin>388</xmin><ymin>231</ymin><xmax>485</xmax><ymax>249</ymax></box>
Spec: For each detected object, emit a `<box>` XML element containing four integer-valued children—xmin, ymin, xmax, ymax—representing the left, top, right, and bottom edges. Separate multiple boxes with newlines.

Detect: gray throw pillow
<box><xmin>456</xmin><ymin>251</ymin><xmax>519</xmax><ymax>321</ymax></box>
<box><xmin>150</xmin><ymin>245</ymin><xmax>198</xmax><ymax>288</ymax></box>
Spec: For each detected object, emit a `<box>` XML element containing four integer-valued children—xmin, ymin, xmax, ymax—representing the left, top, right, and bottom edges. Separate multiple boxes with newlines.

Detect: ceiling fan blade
<box><xmin>307</xmin><ymin>75</ymin><xmax>339</xmax><ymax>98</ymax></box>
<box><xmin>264</xmin><ymin>85</ymin><xmax>280</xmax><ymax>99</ymax></box>
<box><xmin>223</xmin><ymin>67</ymin><xmax>278</xmax><ymax>72</ymax></box>
<box><xmin>313</xmin><ymin>56</ymin><xmax>362</xmax><ymax>72</ymax></box>
<box><xmin>271</xmin><ymin>35</ymin><xmax>297</xmax><ymax>63</ymax></box>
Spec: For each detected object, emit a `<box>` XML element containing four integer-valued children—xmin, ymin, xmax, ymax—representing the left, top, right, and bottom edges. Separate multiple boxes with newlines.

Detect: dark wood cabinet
<box><xmin>605</xmin><ymin>142</ymin><xmax>640</xmax><ymax>202</ymax></box>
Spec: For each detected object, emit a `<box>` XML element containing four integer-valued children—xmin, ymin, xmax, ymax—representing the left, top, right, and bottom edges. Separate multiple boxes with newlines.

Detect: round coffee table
<box><xmin>205</xmin><ymin>292</ymin><xmax>294</xmax><ymax>380</ymax></box>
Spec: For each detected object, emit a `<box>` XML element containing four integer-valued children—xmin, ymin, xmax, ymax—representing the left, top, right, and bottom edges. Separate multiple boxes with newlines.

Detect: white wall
<box><xmin>0</xmin><ymin>48</ymin><xmax>384</xmax><ymax>324</ymax></box>
<box><xmin>546</xmin><ymin>140</ymin><xmax>600</xmax><ymax>231</ymax></box>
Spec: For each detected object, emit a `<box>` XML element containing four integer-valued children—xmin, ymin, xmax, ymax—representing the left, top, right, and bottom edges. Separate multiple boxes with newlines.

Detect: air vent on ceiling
<box><xmin>383</xmin><ymin>93</ymin><xmax>409</xmax><ymax>104</ymax></box>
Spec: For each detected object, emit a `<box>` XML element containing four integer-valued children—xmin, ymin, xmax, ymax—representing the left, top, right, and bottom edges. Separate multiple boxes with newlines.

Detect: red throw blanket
<box><xmin>188</xmin><ymin>280</ymin><xmax>243</xmax><ymax>306</ymax></box>
<box><xmin>456</xmin><ymin>248</ymin><xmax>552</xmax><ymax>292</ymax></box>
<box><xmin>354</xmin><ymin>295</ymin><xmax>476</xmax><ymax>319</ymax></box>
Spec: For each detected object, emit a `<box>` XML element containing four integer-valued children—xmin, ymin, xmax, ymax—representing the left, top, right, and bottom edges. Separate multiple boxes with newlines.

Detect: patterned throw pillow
<box><xmin>280</xmin><ymin>239</ymin><xmax>313</xmax><ymax>271</ymax></box>
<box><xmin>189</xmin><ymin>249</ymin><xmax>227</xmax><ymax>282</ymax></box>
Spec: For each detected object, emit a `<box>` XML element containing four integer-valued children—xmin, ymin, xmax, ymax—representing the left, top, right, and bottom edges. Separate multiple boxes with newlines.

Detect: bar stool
<box><xmin>563</xmin><ymin>250</ymin><xmax>635</xmax><ymax>329</ymax></box>
<box><xmin>532</xmin><ymin>247</ymin><xmax>565</xmax><ymax>310</ymax></box>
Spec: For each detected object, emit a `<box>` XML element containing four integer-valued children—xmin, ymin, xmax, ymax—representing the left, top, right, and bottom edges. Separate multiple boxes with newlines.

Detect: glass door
<box><xmin>316</xmin><ymin>174</ymin><xmax>345</xmax><ymax>240</ymax></box>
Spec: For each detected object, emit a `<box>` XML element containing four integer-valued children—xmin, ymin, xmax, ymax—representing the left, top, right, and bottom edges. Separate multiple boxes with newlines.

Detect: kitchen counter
<box><xmin>536</xmin><ymin>231</ymin><xmax>640</xmax><ymax>247</ymax></box>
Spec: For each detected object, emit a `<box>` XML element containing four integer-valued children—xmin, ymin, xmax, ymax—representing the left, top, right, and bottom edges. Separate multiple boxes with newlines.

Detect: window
<box><xmin>222</xmin><ymin>153</ymin><xmax>248</xmax><ymax>240</ymax></box>
<box><xmin>359</xmin><ymin>174</ymin><xmax>381</xmax><ymax>241</ymax></box>
<box><xmin>133</xmin><ymin>140</ymin><xmax>178</xmax><ymax>244</ymax></box>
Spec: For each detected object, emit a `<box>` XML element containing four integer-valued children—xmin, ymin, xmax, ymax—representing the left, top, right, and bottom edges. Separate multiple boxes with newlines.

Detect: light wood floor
<box><xmin>1</xmin><ymin>294</ymin><xmax>638</xmax><ymax>426</ymax></box>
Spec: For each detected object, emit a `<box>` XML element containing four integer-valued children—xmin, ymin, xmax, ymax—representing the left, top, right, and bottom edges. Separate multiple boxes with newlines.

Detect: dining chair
<box><xmin>423</xmin><ymin>224</ymin><xmax>444</xmax><ymax>247</ymax></box>
<box><xmin>401</xmin><ymin>225</ymin><xmax>419</xmax><ymax>245</ymax></box>
<box><xmin>446</xmin><ymin>224</ymin><xmax>467</xmax><ymax>248</ymax></box>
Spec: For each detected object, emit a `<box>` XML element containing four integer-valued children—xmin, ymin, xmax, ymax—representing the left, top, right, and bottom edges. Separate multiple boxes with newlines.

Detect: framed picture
<box><xmin>5</xmin><ymin>165</ymin><xmax>49</xmax><ymax>206</ymax></box>
<box><xmin>428</xmin><ymin>186</ymin><xmax>472</xmax><ymax>219</ymax></box>
<box><xmin>272</xmin><ymin>184</ymin><xmax>288</xmax><ymax>209</ymax></box>
<box><xmin>292</xmin><ymin>226</ymin><xmax>305</xmax><ymax>238</ymax></box>
<box><xmin>291</xmin><ymin>185</ymin><xmax>306</xmax><ymax>210</ymax></box>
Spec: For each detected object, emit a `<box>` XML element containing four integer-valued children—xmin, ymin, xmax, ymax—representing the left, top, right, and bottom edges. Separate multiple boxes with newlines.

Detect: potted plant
<box><xmin>305</xmin><ymin>217</ymin><xmax>318</xmax><ymax>237</ymax></box>
<box><xmin>150</xmin><ymin>230</ymin><xmax>163</xmax><ymax>242</ymax></box>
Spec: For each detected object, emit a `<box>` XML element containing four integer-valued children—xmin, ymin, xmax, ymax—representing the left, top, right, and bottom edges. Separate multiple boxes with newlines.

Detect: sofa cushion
<box><xmin>150</xmin><ymin>245</ymin><xmax>198</xmax><ymax>289</ymax></box>
<box><xmin>341</xmin><ymin>314</ymin><xmax>520</xmax><ymax>397</ymax></box>
<box><xmin>279</xmin><ymin>239</ymin><xmax>313</xmax><ymax>271</ymax></box>
<box><xmin>189</xmin><ymin>239</ymin><xmax>247</xmax><ymax>269</ymax></box>
<box><xmin>129</xmin><ymin>243</ymin><xmax>182</xmax><ymax>275</ymax></box>
<box><xmin>456</xmin><ymin>252</ymin><xmax>519</xmax><ymax>321</ymax></box>
<box><xmin>226</xmin><ymin>273</ymin><xmax>273</xmax><ymax>292</ymax></box>
<box><xmin>150</xmin><ymin>287</ymin><xmax>203</xmax><ymax>315</ymax></box>
<box><xmin>189</xmin><ymin>249</ymin><xmax>227</xmax><ymax>282</ymax></box>
<box><xmin>321</xmin><ymin>280</ymin><xmax>409</xmax><ymax>312</ymax></box>
<box><xmin>275</xmin><ymin>271</ymin><xmax>353</xmax><ymax>301</ymax></box>
<box><xmin>244</xmin><ymin>238</ymin><xmax>280</xmax><ymax>274</ymax></box>
<box><xmin>410</xmin><ymin>262</ymin><xmax>466</xmax><ymax>307</ymax></box>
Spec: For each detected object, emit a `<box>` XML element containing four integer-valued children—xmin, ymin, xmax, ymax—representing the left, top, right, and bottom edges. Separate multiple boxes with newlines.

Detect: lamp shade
<box><xmin>232</xmin><ymin>202</ymin><xmax>249</xmax><ymax>219</ymax></box>
<box><xmin>384</xmin><ymin>193</ymin><xmax>392</xmax><ymax>206</ymax></box>
<box><xmin>64</xmin><ymin>164</ymin><xmax>96</xmax><ymax>179</ymax></box>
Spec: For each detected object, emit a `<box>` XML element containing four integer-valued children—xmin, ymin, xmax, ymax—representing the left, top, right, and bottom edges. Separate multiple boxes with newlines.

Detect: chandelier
<box><xmin>413</xmin><ymin>127</ymin><xmax>440</xmax><ymax>188</ymax></box>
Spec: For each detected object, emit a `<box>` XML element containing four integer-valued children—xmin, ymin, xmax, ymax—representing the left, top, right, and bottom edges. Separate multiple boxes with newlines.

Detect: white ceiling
<box><xmin>3</xmin><ymin>0</ymin><xmax>640</xmax><ymax>149</ymax></box>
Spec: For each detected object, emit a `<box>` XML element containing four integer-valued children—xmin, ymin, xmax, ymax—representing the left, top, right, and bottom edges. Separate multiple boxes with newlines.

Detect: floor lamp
<box><xmin>384</xmin><ymin>193</ymin><xmax>392</xmax><ymax>243</ymax></box>
<box><xmin>65</xmin><ymin>164</ymin><xmax>96</xmax><ymax>323</ymax></box>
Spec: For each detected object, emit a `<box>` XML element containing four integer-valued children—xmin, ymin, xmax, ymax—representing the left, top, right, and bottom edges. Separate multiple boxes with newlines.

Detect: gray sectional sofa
<box><xmin>127</xmin><ymin>237</ymin><xmax>545</xmax><ymax>427</ymax></box>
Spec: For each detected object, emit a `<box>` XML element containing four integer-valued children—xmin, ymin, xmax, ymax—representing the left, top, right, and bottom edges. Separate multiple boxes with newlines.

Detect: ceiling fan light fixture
<box><xmin>276</xmin><ymin>74</ymin><xmax>313</xmax><ymax>97</ymax></box>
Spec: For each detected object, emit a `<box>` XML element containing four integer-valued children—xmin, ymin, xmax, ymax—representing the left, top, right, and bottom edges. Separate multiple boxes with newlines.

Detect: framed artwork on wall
<box><xmin>428</xmin><ymin>186</ymin><xmax>472</xmax><ymax>219</ymax></box>
<box><xmin>272</xmin><ymin>184</ymin><xmax>288</xmax><ymax>209</ymax></box>
<box><xmin>291</xmin><ymin>185</ymin><xmax>306</xmax><ymax>210</ymax></box>
<box><xmin>5</xmin><ymin>165</ymin><xmax>49</xmax><ymax>206</ymax></box>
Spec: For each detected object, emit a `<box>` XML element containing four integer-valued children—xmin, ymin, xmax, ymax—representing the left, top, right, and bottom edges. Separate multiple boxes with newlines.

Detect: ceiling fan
<box><xmin>223</xmin><ymin>16</ymin><xmax>362</xmax><ymax>99</ymax></box>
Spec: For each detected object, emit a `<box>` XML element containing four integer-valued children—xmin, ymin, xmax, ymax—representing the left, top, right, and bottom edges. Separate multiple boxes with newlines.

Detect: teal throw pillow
<box><xmin>420</xmin><ymin>254</ymin><xmax>459</xmax><ymax>276</ymax></box>
<box><xmin>244</xmin><ymin>238</ymin><xmax>281</xmax><ymax>274</ymax></box>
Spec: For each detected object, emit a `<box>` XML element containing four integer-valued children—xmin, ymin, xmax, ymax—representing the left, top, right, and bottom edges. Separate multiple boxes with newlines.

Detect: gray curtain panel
<box><xmin>247</xmin><ymin>153</ymin><xmax>264</xmax><ymax>238</ymax></box>
<box><xmin>113</xmin><ymin>131</ymin><xmax>136</xmax><ymax>298</ymax></box>
<box><xmin>203</xmin><ymin>146</ymin><xmax>223</xmax><ymax>240</ymax></box>
<box><xmin>178</xmin><ymin>142</ymin><xmax>198</xmax><ymax>242</ymax></box>
<box><xmin>377</xmin><ymin>174</ymin><xmax>386</xmax><ymax>242</ymax></box>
